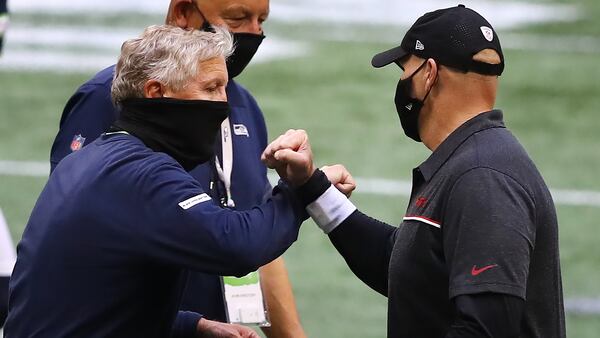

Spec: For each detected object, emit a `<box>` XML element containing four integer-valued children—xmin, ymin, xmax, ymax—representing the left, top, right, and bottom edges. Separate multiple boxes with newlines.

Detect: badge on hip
<box><xmin>221</xmin><ymin>272</ymin><xmax>270</xmax><ymax>327</ymax></box>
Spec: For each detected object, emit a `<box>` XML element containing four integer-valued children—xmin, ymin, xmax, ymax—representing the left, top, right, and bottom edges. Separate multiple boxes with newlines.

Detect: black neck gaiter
<box><xmin>114</xmin><ymin>97</ymin><xmax>229</xmax><ymax>171</ymax></box>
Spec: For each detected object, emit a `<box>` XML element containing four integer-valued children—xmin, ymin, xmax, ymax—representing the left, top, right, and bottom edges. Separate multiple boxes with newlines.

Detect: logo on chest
<box><xmin>415</xmin><ymin>196</ymin><xmax>428</xmax><ymax>208</ymax></box>
<box><xmin>233</xmin><ymin>124</ymin><xmax>250</xmax><ymax>137</ymax></box>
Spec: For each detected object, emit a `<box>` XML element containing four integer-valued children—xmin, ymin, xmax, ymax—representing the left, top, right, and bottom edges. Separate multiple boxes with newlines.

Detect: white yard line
<box><xmin>268</xmin><ymin>173</ymin><xmax>600</xmax><ymax>207</ymax></box>
<box><xmin>272</xmin><ymin>0</ymin><xmax>578</xmax><ymax>30</ymax></box>
<box><xmin>0</xmin><ymin>26</ymin><xmax>307</xmax><ymax>72</ymax></box>
<box><xmin>2</xmin><ymin>161</ymin><xmax>600</xmax><ymax>207</ymax></box>
<box><xmin>565</xmin><ymin>297</ymin><xmax>600</xmax><ymax>315</ymax></box>
<box><xmin>2</xmin><ymin>26</ymin><xmax>598</xmax><ymax>73</ymax></box>
<box><xmin>349</xmin><ymin>176</ymin><xmax>600</xmax><ymax>208</ymax></box>
<box><xmin>0</xmin><ymin>0</ymin><xmax>594</xmax><ymax>72</ymax></box>
<box><xmin>1</xmin><ymin>161</ymin><xmax>600</xmax><ymax>315</ymax></box>
<box><xmin>10</xmin><ymin>0</ymin><xmax>579</xmax><ymax>30</ymax></box>
<box><xmin>0</xmin><ymin>160</ymin><xmax>49</xmax><ymax>177</ymax></box>
<box><xmin>322</xmin><ymin>31</ymin><xmax>600</xmax><ymax>55</ymax></box>
<box><xmin>503</xmin><ymin>33</ymin><xmax>600</xmax><ymax>54</ymax></box>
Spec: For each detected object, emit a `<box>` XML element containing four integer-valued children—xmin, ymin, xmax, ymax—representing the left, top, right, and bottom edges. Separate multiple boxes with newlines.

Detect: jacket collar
<box><xmin>417</xmin><ymin>110</ymin><xmax>505</xmax><ymax>182</ymax></box>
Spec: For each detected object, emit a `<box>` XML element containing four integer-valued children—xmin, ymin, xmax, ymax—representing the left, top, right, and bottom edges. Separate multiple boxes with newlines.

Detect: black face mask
<box><xmin>394</xmin><ymin>61</ymin><xmax>431</xmax><ymax>142</ymax></box>
<box><xmin>114</xmin><ymin>98</ymin><xmax>229</xmax><ymax>171</ymax></box>
<box><xmin>227</xmin><ymin>32</ymin><xmax>265</xmax><ymax>79</ymax></box>
<box><xmin>199</xmin><ymin>14</ymin><xmax>265</xmax><ymax>79</ymax></box>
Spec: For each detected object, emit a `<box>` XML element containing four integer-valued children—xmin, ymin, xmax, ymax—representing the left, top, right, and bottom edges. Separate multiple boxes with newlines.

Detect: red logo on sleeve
<box><xmin>471</xmin><ymin>264</ymin><xmax>498</xmax><ymax>276</ymax></box>
<box><xmin>415</xmin><ymin>197</ymin><xmax>428</xmax><ymax>208</ymax></box>
<box><xmin>70</xmin><ymin>134</ymin><xmax>86</xmax><ymax>152</ymax></box>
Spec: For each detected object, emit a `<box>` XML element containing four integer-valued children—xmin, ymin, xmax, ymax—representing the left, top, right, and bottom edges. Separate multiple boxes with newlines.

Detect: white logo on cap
<box><xmin>480</xmin><ymin>26</ymin><xmax>494</xmax><ymax>42</ymax></box>
<box><xmin>415</xmin><ymin>40</ymin><xmax>425</xmax><ymax>51</ymax></box>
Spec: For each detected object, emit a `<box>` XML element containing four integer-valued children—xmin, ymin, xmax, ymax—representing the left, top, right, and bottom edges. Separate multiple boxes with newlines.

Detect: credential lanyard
<box><xmin>215</xmin><ymin>117</ymin><xmax>235</xmax><ymax>208</ymax></box>
<box><xmin>215</xmin><ymin>119</ymin><xmax>269</xmax><ymax>326</ymax></box>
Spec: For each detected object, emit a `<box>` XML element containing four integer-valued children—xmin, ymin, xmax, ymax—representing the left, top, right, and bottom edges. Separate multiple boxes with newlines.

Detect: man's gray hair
<box><xmin>111</xmin><ymin>25</ymin><xmax>233</xmax><ymax>104</ymax></box>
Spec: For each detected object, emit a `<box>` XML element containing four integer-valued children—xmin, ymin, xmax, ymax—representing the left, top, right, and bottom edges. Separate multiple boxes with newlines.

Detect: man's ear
<box><xmin>425</xmin><ymin>58</ymin><xmax>438</xmax><ymax>90</ymax></box>
<box><xmin>166</xmin><ymin>0</ymin><xmax>195</xmax><ymax>28</ymax></box>
<box><xmin>143</xmin><ymin>80</ymin><xmax>165</xmax><ymax>98</ymax></box>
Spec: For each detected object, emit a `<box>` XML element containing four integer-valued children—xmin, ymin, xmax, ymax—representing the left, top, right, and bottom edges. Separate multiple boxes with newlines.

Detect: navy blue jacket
<box><xmin>6</xmin><ymin>133</ymin><xmax>307</xmax><ymax>337</ymax></box>
<box><xmin>49</xmin><ymin>65</ymin><xmax>272</xmax><ymax>321</ymax></box>
<box><xmin>0</xmin><ymin>276</ymin><xmax>7</xmax><ymax>327</ymax></box>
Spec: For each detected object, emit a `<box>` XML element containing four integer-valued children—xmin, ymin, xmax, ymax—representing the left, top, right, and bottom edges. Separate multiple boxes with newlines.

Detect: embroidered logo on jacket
<box><xmin>233</xmin><ymin>124</ymin><xmax>250</xmax><ymax>137</ymax></box>
<box><xmin>70</xmin><ymin>134</ymin><xmax>86</xmax><ymax>152</ymax></box>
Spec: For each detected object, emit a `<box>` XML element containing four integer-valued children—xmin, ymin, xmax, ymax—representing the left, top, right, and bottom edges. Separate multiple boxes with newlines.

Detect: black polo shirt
<box><xmin>383</xmin><ymin>110</ymin><xmax>564</xmax><ymax>337</ymax></box>
<box><xmin>328</xmin><ymin>110</ymin><xmax>565</xmax><ymax>337</ymax></box>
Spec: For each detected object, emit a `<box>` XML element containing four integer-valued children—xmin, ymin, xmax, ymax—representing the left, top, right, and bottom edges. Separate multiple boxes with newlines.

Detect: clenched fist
<box><xmin>261</xmin><ymin>129</ymin><xmax>315</xmax><ymax>187</ymax></box>
<box><xmin>321</xmin><ymin>164</ymin><xmax>356</xmax><ymax>197</ymax></box>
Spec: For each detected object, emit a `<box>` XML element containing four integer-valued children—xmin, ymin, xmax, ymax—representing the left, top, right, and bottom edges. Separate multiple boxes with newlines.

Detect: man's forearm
<box><xmin>259</xmin><ymin>257</ymin><xmax>306</xmax><ymax>338</ymax></box>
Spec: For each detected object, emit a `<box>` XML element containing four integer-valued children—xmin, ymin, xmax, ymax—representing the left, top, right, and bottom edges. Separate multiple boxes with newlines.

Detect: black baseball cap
<box><xmin>372</xmin><ymin>5</ymin><xmax>504</xmax><ymax>76</ymax></box>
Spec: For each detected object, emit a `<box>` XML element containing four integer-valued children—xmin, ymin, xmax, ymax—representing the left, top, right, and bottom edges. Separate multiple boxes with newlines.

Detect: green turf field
<box><xmin>1</xmin><ymin>0</ymin><xmax>600</xmax><ymax>336</ymax></box>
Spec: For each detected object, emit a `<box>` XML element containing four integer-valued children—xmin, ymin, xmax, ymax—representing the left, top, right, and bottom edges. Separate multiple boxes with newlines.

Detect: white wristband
<box><xmin>306</xmin><ymin>185</ymin><xmax>357</xmax><ymax>234</ymax></box>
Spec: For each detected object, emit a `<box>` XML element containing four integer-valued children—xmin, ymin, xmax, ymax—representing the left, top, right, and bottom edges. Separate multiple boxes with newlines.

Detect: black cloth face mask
<box><xmin>114</xmin><ymin>98</ymin><xmax>229</xmax><ymax>171</ymax></box>
<box><xmin>199</xmin><ymin>15</ymin><xmax>265</xmax><ymax>79</ymax></box>
<box><xmin>227</xmin><ymin>32</ymin><xmax>265</xmax><ymax>79</ymax></box>
<box><xmin>394</xmin><ymin>61</ymin><xmax>431</xmax><ymax>142</ymax></box>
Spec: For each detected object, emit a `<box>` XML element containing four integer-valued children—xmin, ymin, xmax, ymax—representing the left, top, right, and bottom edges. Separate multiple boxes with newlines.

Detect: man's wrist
<box><xmin>171</xmin><ymin>311</ymin><xmax>203</xmax><ymax>338</ymax></box>
<box><xmin>195</xmin><ymin>317</ymin><xmax>208</xmax><ymax>338</ymax></box>
<box><xmin>295</xmin><ymin>169</ymin><xmax>331</xmax><ymax>206</ymax></box>
<box><xmin>306</xmin><ymin>185</ymin><xmax>357</xmax><ymax>234</ymax></box>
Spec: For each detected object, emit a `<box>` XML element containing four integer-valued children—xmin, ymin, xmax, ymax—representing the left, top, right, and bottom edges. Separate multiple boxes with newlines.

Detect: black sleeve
<box><xmin>0</xmin><ymin>275</ymin><xmax>8</xmax><ymax>328</ymax></box>
<box><xmin>329</xmin><ymin>211</ymin><xmax>397</xmax><ymax>296</ymax></box>
<box><xmin>445</xmin><ymin>293</ymin><xmax>525</xmax><ymax>338</ymax></box>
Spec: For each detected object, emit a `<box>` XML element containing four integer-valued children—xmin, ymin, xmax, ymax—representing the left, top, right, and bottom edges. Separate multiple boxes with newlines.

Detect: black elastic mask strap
<box><xmin>406</xmin><ymin>60</ymin><xmax>427</xmax><ymax>80</ymax></box>
<box><xmin>468</xmin><ymin>60</ymin><xmax>504</xmax><ymax>76</ymax></box>
<box><xmin>192</xmin><ymin>1</ymin><xmax>215</xmax><ymax>33</ymax></box>
<box><xmin>201</xmin><ymin>20</ymin><xmax>215</xmax><ymax>33</ymax></box>
<box><xmin>405</xmin><ymin>60</ymin><xmax>435</xmax><ymax>102</ymax></box>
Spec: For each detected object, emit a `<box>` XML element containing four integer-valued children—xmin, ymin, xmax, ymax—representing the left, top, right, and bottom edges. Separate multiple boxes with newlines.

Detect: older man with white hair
<box><xmin>4</xmin><ymin>25</ymin><xmax>345</xmax><ymax>338</ymax></box>
<box><xmin>50</xmin><ymin>2</ymin><xmax>306</xmax><ymax>336</ymax></box>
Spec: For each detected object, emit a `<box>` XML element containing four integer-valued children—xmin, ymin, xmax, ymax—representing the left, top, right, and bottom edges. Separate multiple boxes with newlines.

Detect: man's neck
<box><xmin>420</xmin><ymin>70</ymin><xmax>498</xmax><ymax>151</ymax></box>
<box><xmin>421</xmin><ymin>104</ymin><xmax>494</xmax><ymax>151</ymax></box>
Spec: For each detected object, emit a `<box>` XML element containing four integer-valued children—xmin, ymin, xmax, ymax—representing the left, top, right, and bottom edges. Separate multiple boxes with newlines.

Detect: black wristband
<box><xmin>295</xmin><ymin>169</ymin><xmax>331</xmax><ymax>206</ymax></box>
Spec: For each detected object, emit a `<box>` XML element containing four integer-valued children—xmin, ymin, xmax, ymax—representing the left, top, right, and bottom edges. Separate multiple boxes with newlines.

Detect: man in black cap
<box><xmin>263</xmin><ymin>4</ymin><xmax>565</xmax><ymax>338</ymax></box>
